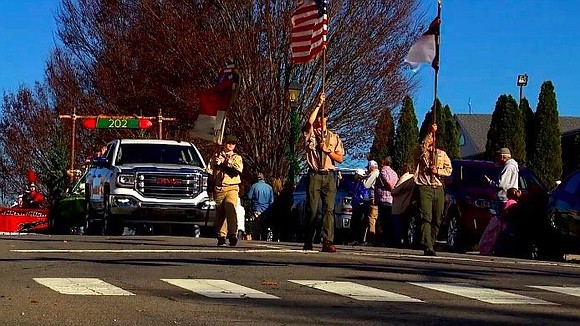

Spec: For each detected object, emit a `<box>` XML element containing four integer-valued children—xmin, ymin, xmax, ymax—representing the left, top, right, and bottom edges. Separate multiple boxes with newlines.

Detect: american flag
<box><xmin>291</xmin><ymin>0</ymin><xmax>328</xmax><ymax>64</ymax></box>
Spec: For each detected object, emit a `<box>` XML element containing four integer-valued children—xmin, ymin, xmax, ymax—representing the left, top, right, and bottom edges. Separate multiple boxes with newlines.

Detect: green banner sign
<box><xmin>96</xmin><ymin>118</ymin><xmax>140</xmax><ymax>129</ymax></box>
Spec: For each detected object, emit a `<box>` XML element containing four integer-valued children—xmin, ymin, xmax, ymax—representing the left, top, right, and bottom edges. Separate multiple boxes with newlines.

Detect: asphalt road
<box><xmin>1</xmin><ymin>234</ymin><xmax>580</xmax><ymax>325</ymax></box>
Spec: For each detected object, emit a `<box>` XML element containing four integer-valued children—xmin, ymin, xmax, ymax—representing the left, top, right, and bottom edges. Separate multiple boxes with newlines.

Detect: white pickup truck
<box><xmin>84</xmin><ymin>139</ymin><xmax>213</xmax><ymax>235</ymax></box>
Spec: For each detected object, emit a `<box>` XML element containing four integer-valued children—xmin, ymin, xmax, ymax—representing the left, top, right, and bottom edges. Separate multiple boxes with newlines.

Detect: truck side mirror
<box><xmin>92</xmin><ymin>156</ymin><xmax>110</xmax><ymax>168</ymax></box>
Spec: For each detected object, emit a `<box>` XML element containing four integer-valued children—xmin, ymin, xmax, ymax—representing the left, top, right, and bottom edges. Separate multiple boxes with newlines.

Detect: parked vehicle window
<box><xmin>563</xmin><ymin>174</ymin><xmax>580</xmax><ymax>195</ymax></box>
<box><xmin>295</xmin><ymin>173</ymin><xmax>356</xmax><ymax>192</ymax></box>
<box><xmin>459</xmin><ymin>165</ymin><xmax>498</xmax><ymax>187</ymax></box>
<box><xmin>521</xmin><ymin>169</ymin><xmax>546</xmax><ymax>190</ymax></box>
<box><xmin>337</xmin><ymin>173</ymin><xmax>356</xmax><ymax>192</ymax></box>
<box><xmin>518</xmin><ymin>175</ymin><xmax>528</xmax><ymax>191</ymax></box>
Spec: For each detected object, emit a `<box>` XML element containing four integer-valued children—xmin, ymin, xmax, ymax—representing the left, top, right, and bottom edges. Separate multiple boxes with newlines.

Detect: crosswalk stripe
<box><xmin>288</xmin><ymin>280</ymin><xmax>423</xmax><ymax>302</ymax></box>
<box><xmin>409</xmin><ymin>282</ymin><xmax>556</xmax><ymax>305</ymax></box>
<box><xmin>29</xmin><ymin>277</ymin><xmax>579</xmax><ymax>305</ymax></box>
<box><xmin>33</xmin><ymin>278</ymin><xmax>135</xmax><ymax>296</ymax></box>
<box><xmin>529</xmin><ymin>286</ymin><xmax>580</xmax><ymax>297</ymax></box>
<box><xmin>161</xmin><ymin>279</ymin><xmax>280</xmax><ymax>299</ymax></box>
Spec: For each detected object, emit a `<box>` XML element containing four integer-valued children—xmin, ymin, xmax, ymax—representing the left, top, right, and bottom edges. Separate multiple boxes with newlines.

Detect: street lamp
<box><xmin>287</xmin><ymin>81</ymin><xmax>302</xmax><ymax>186</ymax></box>
<box><xmin>517</xmin><ymin>74</ymin><xmax>528</xmax><ymax>103</ymax></box>
<box><xmin>288</xmin><ymin>81</ymin><xmax>301</xmax><ymax>107</ymax></box>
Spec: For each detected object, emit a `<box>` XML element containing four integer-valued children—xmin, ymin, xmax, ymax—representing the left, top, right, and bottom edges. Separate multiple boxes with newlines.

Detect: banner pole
<box><xmin>431</xmin><ymin>0</ymin><xmax>442</xmax><ymax>177</ymax></box>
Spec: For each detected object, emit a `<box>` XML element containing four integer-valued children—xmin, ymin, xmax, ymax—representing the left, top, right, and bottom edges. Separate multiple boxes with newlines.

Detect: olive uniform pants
<box><xmin>304</xmin><ymin>171</ymin><xmax>336</xmax><ymax>244</ymax></box>
<box><xmin>417</xmin><ymin>185</ymin><xmax>444</xmax><ymax>251</ymax></box>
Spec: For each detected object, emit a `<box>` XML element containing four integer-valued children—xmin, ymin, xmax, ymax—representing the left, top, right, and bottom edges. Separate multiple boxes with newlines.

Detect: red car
<box><xmin>441</xmin><ymin>160</ymin><xmax>547</xmax><ymax>253</ymax></box>
<box><xmin>405</xmin><ymin>160</ymin><xmax>547</xmax><ymax>254</ymax></box>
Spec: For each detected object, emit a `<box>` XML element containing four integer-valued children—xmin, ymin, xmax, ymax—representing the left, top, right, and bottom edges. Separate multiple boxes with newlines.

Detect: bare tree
<box><xmin>45</xmin><ymin>0</ymin><xmax>423</xmax><ymax>187</ymax></box>
<box><xmin>197</xmin><ymin>0</ymin><xmax>424</xmax><ymax>180</ymax></box>
<box><xmin>0</xmin><ymin>84</ymin><xmax>69</xmax><ymax>205</ymax></box>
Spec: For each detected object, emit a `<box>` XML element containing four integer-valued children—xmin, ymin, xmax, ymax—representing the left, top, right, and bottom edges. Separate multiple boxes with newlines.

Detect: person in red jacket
<box><xmin>23</xmin><ymin>183</ymin><xmax>45</xmax><ymax>208</ymax></box>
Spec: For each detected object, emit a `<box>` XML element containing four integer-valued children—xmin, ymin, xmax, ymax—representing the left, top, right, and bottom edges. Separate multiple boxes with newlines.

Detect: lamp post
<box><xmin>517</xmin><ymin>74</ymin><xmax>528</xmax><ymax>103</ymax></box>
<box><xmin>287</xmin><ymin>81</ymin><xmax>302</xmax><ymax>186</ymax></box>
<box><xmin>289</xmin><ymin>81</ymin><xmax>301</xmax><ymax>104</ymax></box>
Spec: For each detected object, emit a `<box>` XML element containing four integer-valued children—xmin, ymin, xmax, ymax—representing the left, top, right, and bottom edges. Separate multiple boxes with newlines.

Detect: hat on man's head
<box><xmin>368</xmin><ymin>160</ymin><xmax>378</xmax><ymax>168</ymax></box>
<box><xmin>496</xmin><ymin>147</ymin><xmax>511</xmax><ymax>155</ymax></box>
<box><xmin>29</xmin><ymin>183</ymin><xmax>36</xmax><ymax>188</ymax></box>
<box><xmin>223</xmin><ymin>134</ymin><xmax>238</xmax><ymax>144</ymax></box>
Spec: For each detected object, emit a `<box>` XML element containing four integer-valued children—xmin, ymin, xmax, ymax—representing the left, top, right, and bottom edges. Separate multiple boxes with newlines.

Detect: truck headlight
<box><xmin>117</xmin><ymin>174</ymin><xmax>136</xmax><ymax>187</ymax></box>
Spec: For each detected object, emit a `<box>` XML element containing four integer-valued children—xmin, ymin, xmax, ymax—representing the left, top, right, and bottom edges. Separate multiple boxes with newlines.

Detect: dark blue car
<box><xmin>547</xmin><ymin>169</ymin><xmax>580</xmax><ymax>253</ymax></box>
<box><xmin>290</xmin><ymin>169</ymin><xmax>358</xmax><ymax>243</ymax></box>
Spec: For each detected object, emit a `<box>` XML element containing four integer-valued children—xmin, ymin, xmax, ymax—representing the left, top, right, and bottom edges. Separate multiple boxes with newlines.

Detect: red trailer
<box><xmin>0</xmin><ymin>207</ymin><xmax>49</xmax><ymax>233</ymax></box>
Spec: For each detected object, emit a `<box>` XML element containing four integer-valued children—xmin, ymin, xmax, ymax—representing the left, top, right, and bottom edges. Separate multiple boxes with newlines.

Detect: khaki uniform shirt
<box><xmin>414</xmin><ymin>148</ymin><xmax>452</xmax><ymax>187</ymax></box>
<box><xmin>207</xmin><ymin>150</ymin><xmax>243</xmax><ymax>187</ymax></box>
<box><xmin>304</xmin><ymin>128</ymin><xmax>345</xmax><ymax>171</ymax></box>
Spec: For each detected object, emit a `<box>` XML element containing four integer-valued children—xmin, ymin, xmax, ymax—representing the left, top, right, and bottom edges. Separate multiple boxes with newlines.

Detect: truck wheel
<box><xmin>406</xmin><ymin>211</ymin><xmax>419</xmax><ymax>248</ymax></box>
<box><xmin>447</xmin><ymin>209</ymin><xmax>465</xmax><ymax>253</ymax></box>
<box><xmin>84</xmin><ymin>201</ymin><xmax>103</xmax><ymax>235</ymax></box>
<box><xmin>103</xmin><ymin>196</ymin><xmax>123</xmax><ymax>236</ymax></box>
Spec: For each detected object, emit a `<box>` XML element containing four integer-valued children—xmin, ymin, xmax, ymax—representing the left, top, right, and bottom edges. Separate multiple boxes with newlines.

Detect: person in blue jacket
<box><xmin>247</xmin><ymin>172</ymin><xmax>274</xmax><ymax>240</ymax></box>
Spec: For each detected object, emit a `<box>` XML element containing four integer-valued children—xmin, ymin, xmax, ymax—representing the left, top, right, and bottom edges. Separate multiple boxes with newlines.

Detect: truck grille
<box><xmin>136</xmin><ymin>172</ymin><xmax>203</xmax><ymax>199</ymax></box>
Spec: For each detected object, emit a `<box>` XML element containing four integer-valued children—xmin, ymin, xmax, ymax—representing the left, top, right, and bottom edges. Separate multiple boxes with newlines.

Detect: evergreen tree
<box><xmin>393</xmin><ymin>96</ymin><xmax>419</xmax><ymax>173</ymax></box>
<box><xmin>519</xmin><ymin>97</ymin><xmax>535</xmax><ymax>165</ymax></box>
<box><xmin>418</xmin><ymin>99</ymin><xmax>459</xmax><ymax>158</ymax></box>
<box><xmin>442</xmin><ymin>104</ymin><xmax>460</xmax><ymax>159</ymax></box>
<box><xmin>419</xmin><ymin>99</ymin><xmax>443</xmax><ymax>143</ymax></box>
<box><xmin>529</xmin><ymin>81</ymin><xmax>562</xmax><ymax>188</ymax></box>
<box><xmin>370</xmin><ymin>107</ymin><xmax>395</xmax><ymax>163</ymax></box>
<box><xmin>485</xmin><ymin>94</ymin><xmax>526</xmax><ymax>162</ymax></box>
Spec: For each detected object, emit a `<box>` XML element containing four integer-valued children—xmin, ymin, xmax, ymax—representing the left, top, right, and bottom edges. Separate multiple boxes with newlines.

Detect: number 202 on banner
<box><xmin>96</xmin><ymin>118</ymin><xmax>153</xmax><ymax>129</ymax></box>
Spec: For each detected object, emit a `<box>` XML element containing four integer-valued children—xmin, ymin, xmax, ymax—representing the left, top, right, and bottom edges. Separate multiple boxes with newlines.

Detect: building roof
<box><xmin>455</xmin><ymin>114</ymin><xmax>491</xmax><ymax>157</ymax></box>
<box><xmin>561</xmin><ymin>116</ymin><xmax>580</xmax><ymax>136</ymax></box>
<box><xmin>455</xmin><ymin>114</ymin><xmax>580</xmax><ymax>157</ymax></box>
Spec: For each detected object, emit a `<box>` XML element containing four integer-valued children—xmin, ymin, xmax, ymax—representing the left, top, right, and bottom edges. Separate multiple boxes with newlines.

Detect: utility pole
<box><xmin>58</xmin><ymin>108</ymin><xmax>82</xmax><ymax>179</ymax></box>
<box><xmin>517</xmin><ymin>74</ymin><xmax>528</xmax><ymax>103</ymax></box>
<box><xmin>156</xmin><ymin>109</ymin><xmax>176</xmax><ymax>140</ymax></box>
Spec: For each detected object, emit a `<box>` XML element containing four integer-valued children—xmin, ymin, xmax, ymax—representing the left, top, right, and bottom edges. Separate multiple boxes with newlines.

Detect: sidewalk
<box><xmin>565</xmin><ymin>254</ymin><xmax>580</xmax><ymax>263</ymax></box>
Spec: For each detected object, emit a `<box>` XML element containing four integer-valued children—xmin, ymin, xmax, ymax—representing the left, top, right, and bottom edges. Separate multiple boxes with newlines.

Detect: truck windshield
<box><xmin>116</xmin><ymin>143</ymin><xmax>203</xmax><ymax>167</ymax></box>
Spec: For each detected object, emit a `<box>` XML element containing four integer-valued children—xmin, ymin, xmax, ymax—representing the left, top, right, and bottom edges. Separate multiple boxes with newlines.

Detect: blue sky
<box><xmin>1</xmin><ymin>1</ymin><xmax>579</xmax><ymax>123</ymax></box>
<box><xmin>0</xmin><ymin>0</ymin><xmax>58</xmax><ymax>95</ymax></box>
<box><xmin>414</xmin><ymin>0</ymin><xmax>579</xmax><ymax>120</ymax></box>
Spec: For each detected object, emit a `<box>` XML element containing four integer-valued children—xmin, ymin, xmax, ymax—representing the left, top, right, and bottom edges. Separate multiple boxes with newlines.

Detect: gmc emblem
<box><xmin>155</xmin><ymin>178</ymin><xmax>182</xmax><ymax>185</ymax></box>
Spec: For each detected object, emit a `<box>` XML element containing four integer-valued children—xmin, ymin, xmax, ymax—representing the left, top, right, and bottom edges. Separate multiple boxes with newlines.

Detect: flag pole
<box><xmin>317</xmin><ymin>48</ymin><xmax>328</xmax><ymax>169</ymax></box>
<box><xmin>319</xmin><ymin>10</ymin><xmax>328</xmax><ymax>169</ymax></box>
<box><xmin>322</xmin><ymin>48</ymin><xmax>326</xmax><ymax>119</ymax></box>
<box><xmin>431</xmin><ymin>0</ymin><xmax>442</xmax><ymax>172</ymax></box>
<box><xmin>432</xmin><ymin>0</ymin><xmax>441</xmax><ymax>128</ymax></box>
